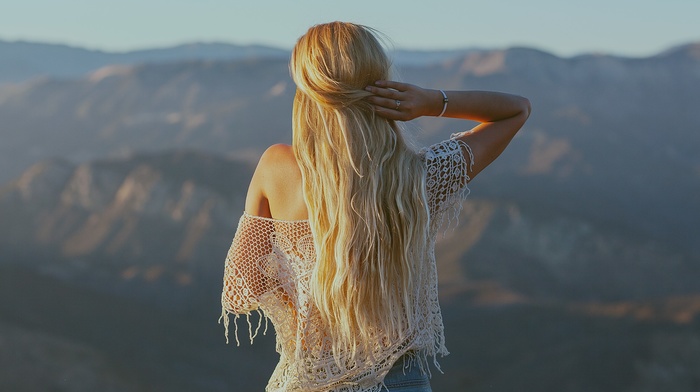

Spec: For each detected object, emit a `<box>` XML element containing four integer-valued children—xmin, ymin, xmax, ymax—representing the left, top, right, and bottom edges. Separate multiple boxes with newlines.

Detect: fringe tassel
<box><xmin>219</xmin><ymin>307</ymin><xmax>269</xmax><ymax>347</ymax></box>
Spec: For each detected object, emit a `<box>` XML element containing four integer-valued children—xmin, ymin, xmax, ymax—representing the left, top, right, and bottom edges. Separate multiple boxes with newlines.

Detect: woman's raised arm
<box><xmin>365</xmin><ymin>80</ymin><xmax>531</xmax><ymax>180</ymax></box>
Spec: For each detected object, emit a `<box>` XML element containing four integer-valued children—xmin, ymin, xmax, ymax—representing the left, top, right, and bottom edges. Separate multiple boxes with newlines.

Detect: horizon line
<box><xmin>1</xmin><ymin>36</ymin><xmax>697</xmax><ymax>60</ymax></box>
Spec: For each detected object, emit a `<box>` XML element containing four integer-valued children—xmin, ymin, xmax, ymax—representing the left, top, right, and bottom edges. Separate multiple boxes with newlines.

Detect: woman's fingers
<box><xmin>373</xmin><ymin>105</ymin><xmax>404</xmax><ymax>121</ymax></box>
<box><xmin>371</xmin><ymin>100</ymin><xmax>414</xmax><ymax>121</ymax></box>
<box><xmin>365</xmin><ymin>80</ymin><xmax>424</xmax><ymax>121</ymax></box>
<box><xmin>375</xmin><ymin>80</ymin><xmax>410</xmax><ymax>91</ymax></box>
<box><xmin>366</xmin><ymin>95</ymin><xmax>402</xmax><ymax>109</ymax></box>
<box><xmin>365</xmin><ymin>85</ymin><xmax>402</xmax><ymax>100</ymax></box>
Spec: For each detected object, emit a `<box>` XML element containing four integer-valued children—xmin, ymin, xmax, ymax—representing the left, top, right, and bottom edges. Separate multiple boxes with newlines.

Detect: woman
<box><xmin>220</xmin><ymin>22</ymin><xmax>530</xmax><ymax>391</ymax></box>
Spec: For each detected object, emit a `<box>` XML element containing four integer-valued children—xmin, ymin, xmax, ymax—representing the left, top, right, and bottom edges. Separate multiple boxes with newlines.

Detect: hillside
<box><xmin>1</xmin><ymin>41</ymin><xmax>699</xmax><ymax>391</ymax></box>
<box><xmin>0</xmin><ymin>40</ymin><xmax>289</xmax><ymax>85</ymax></box>
<box><xmin>2</xmin><ymin>264</ymin><xmax>698</xmax><ymax>391</ymax></box>
<box><xmin>0</xmin><ymin>39</ymin><xmax>479</xmax><ymax>86</ymax></box>
<box><xmin>1</xmin><ymin>148</ymin><xmax>697</xmax><ymax>304</ymax></box>
<box><xmin>0</xmin><ymin>150</ymin><xmax>253</xmax><ymax>308</ymax></box>
<box><xmin>1</xmin><ymin>43</ymin><xmax>698</xmax><ymax>250</ymax></box>
<box><xmin>1</xmin><ymin>146</ymin><xmax>698</xmax><ymax>390</ymax></box>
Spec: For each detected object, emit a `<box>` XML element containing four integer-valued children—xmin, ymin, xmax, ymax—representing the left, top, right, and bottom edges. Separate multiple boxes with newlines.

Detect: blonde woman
<box><xmin>220</xmin><ymin>22</ymin><xmax>530</xmax><ymax>392</ymax></box>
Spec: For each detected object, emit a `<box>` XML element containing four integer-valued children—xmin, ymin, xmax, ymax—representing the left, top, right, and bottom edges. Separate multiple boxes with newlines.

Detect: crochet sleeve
<box><xmin>220</xmin><ymin>213</ymin><xmax>275</xmax><ymax>343</ymax></box>
<box><xmin>422</xmin><ymin>135</ymin><xmax>475</xmax><ymax>221</ymax></box>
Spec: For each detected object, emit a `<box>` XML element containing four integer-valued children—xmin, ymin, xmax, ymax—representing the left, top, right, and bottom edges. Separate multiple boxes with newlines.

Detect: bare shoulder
<box><xmin>245</xmin><ymin>144</ymin><xmax>298</xmax><ymax>217</ymax></box>
<box><xmin>260</xmin><ymin>143</ymin><xmax>295</xmax><ymax>163</ymax></box>
<box><xmin>258</xmin><ymin>144</ymin><xmax>299</xmax><ymax>177</ymax></box>
<box><xmin>249</xmin><ymin>144</ymin><xmax>305</xmax><ymax>220</ymax></box>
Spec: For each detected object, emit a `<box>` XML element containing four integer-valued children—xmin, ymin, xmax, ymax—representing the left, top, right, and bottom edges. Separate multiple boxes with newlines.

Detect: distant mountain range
<box><xmin>1</xmin><ymin>39</ymin><xmax>699</xmax><ymax>391</ymax></box>
<box><xmin>1</xmin><ymin>145</ymin><xmax>699</xmax><ymax>392</ymax></box>
<box><xmin>0</xmin><ymin>40</ymin><xmax>288</xmax><ymax>85</ymax></box>
<box><xmin>2</xmin><ymin>147</ymin><xmax>697</xmax><ymax>302</ymax></box>
<box><xmin>0</xmin><ymin>39</ymin><xmax>484</xmax><ymax>86</ymax></box>
<box><xmin>1</xmin><ymin>41</ymin><xmax>698</xmax><ymax>244</ymax></box>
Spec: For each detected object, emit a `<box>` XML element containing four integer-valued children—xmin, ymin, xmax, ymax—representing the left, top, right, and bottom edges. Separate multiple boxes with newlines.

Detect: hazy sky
<box><xmin>1</xmin><ymin>0</ymin><xmax>698</xmax><ymax>57</ymax></box>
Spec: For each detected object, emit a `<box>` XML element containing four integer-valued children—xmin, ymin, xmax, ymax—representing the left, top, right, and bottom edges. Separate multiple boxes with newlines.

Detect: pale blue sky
<box><xmin>1</xmin><ymin>0</ymin><xmax>698</xmax><ymax>57</ymax></box>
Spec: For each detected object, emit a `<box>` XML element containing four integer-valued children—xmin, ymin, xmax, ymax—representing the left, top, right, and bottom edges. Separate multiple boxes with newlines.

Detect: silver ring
<box><xmin>395</xmin><ymin>100</ymin><xmax>401</xmax><ymax>110</ymax></box>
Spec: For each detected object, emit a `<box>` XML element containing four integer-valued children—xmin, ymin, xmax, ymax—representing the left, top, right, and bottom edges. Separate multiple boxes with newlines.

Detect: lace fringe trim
<box><xmin>219</xmin><ymin>307</ymin><xmax>445</xmax><ymax>392</ymax></box>
<box><xmin>219</xmin><ymin>307</ymin><xmax>270</xmax><ymax>346</ymax></box>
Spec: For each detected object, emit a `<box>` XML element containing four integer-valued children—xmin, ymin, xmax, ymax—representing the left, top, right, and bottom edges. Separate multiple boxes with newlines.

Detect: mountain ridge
<box><xmin>2</xmin><ymin>36</ymin><xmax>700</xmax><ymax>391</ymax></box>
<box><xmin>1</xmin><ymin>42</ymin><xmax>698</xmax><ymax>251</ymax></box>
<box><xmin>0</xmin><ymin>39</ymin><xmax>289</xmax><ymax>85</ymax></box>
<box><xmin>1</xmin><ymin>147</ymin><xmax>697</xmax><ymax>306</ymax></box>
<box><xmin>2</xmin><ymin>38</ymin><xmax>698</xmax><ymax>86</ymax></box>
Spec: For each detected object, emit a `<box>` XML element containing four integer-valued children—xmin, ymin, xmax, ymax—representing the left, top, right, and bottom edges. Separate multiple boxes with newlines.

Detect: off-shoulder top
<box><xmin>220</xmin><ymin>137</ymin><xmax>474</xmax><ymax>392</ymax></box>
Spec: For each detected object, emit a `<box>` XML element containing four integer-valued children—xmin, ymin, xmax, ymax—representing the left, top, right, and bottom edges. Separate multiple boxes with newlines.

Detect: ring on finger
<box><xmin>395</xmin><ymin>100</ymin><xmax>401</xmax><ymax>110</ymax></box>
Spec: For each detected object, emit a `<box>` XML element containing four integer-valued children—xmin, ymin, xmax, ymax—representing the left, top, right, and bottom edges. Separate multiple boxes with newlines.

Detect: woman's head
<box><xmin>291</xmin><ymin>22</ymin><xmax>397</xmax><ymax>176</ymax></box>
<box><xmin>290</xmin><ymin>21</ymin><xmax>390</xmax><ymax>109</ymax></box>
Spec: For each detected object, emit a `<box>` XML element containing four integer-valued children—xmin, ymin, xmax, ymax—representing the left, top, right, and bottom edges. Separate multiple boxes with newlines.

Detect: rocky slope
<box><xmin>1</xmin><ymin>43</ymin><xmax>698</xmax><ymax>250</ymax></box>
<box><xmin>0</xmin><ymin>150</ymin><xmax>252</xmax><ymax>309</ymax></box>
<box><xmin>1</xmin><ymin>142</ymin><xmax>699</xmax><ymax>392</ymax></box>
<box><xmin>0</xmin><ymin>40</ymin><xmax>289</xmax><ymax>85</ymax></box>
<box><xmin>0</xmin><ymin>39</ymin><xmax>477</xmax><ymax>86</ymax></box>
<box><xmin>1</xmin><ymin>42</ymin><xmax>699</xmax><ymax>391</ymax></box>
<box><xmin>2</xmin><ymin>148</ymin><xmax>697</xmax><ymax>304</ymax></box>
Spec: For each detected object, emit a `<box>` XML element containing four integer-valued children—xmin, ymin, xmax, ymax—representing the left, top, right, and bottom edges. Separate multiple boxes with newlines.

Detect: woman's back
<box><xmin>222</xmin><ymin>138</ymin><xmax>474</xmax><ymax>391</ymax></box>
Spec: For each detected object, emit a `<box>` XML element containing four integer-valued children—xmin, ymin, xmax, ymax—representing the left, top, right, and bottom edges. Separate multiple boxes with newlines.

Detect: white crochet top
<box><xmin>220</xmin><ymin>137</ymin><xmax>474</xmax><ymax>392</ymax></box>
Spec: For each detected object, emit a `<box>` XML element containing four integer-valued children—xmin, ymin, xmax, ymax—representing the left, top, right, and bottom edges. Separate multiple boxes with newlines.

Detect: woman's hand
<box><xmin>365</xmin><ymin>80</ymin><xmax>443</xmax><ymax>121</ymax></box>
<box><xmin>367</xmin><ymin>80</ymin><xmax>531</xmax><ymax>182</ymax></box>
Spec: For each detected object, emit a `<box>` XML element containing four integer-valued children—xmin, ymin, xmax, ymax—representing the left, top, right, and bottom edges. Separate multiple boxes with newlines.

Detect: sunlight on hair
<box><xmin>290</xmin><ymin>21</ymin><xmax>431</xmax><ymax>361</ymax></box>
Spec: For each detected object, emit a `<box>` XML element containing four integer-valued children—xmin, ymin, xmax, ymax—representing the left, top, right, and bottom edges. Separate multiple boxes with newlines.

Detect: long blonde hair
<box><xmin>290</xmin><ymin>22</ymin><xmax>430</xmax><ymax>359</ymax></box>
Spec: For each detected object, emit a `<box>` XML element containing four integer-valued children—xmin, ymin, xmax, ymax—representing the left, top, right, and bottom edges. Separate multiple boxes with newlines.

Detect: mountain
<box><xmin>1</xmin><ymin>42</ymin><xmax>698</xmax><ymax>248</ymax></box>
<box><xmin>1</xmin><ymin>151</ymin><xmax>699</xmax><ymax>392</ymax></box>
<box><xmin>0</xmin><ymin>40</ymin><xmax>289</xmax><ymax>85</ymax></box>
<box><xmin>388</xmin><ymin>47</ymin><xmax>481</xmax><ymax>66</ymax></box>
<box><xmin>0</xmin><ymin>39</ymin><xmax>478</xmax><ymax>86</ymax></box>
<box><xmin>402</xmin><ymin>44</ymin><xmax>700</xmax><ymax>249</ymax></box>
<box><xmin>1</xmin><ymin>41</ymin><xmax>700</xmax><ymax>391</ymax></box>
<box><xmin>0</xmin><ymin>57</ymin><xmax>294</xmax><ymax>185</ymax></box>
<box><xmin>0</xmin><ymin>149</ymin><xmax>253</xmax><ymax>308</ymax></box>
<box><xmin>2</xmin><ymin>144</ymin><xmax>698</xmax><ymax>305</ymax></box>
<box><xmin>0</xmin><ymin>265</ymin><xmax>279</xmax><ymax>391</ymax></box>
